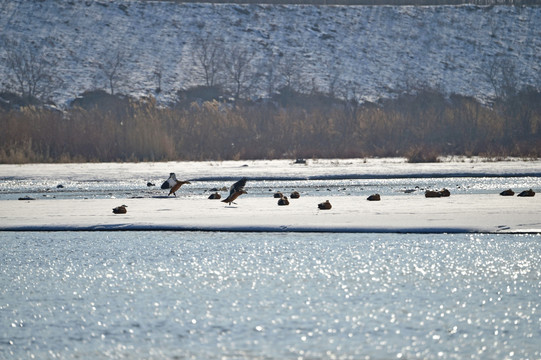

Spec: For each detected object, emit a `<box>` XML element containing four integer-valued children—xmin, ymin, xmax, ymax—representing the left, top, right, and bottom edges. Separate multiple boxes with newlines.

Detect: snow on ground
<box><xmin>1</xmin><ymin>158</ymin><xmax>539</xmax><ymax>233</ymax></box>
<box><xmin>1</xmin><ymin>194</ymin><xmax>540</xmax><ymax>233</ymax></box>
<box><xmin>1</xmin><ymin>1</ymin><xmax>540</xmax><ymax>106</ymax></box>
<box><xmin>2</xmin><ymin>157</ymin><xmax>540</xmax><ymax>182</ymax></box>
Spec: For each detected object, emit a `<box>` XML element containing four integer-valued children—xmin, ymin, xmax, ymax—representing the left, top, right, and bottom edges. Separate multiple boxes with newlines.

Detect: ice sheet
<box><xmin>1</xmin><ymin>158</ymin><xmax>539</xmax><ymax>233</ymax></box>
<box><xmin>1</xmin><ymin>194</ymin><xmax>539</xmax><ymax>233</ymax></box>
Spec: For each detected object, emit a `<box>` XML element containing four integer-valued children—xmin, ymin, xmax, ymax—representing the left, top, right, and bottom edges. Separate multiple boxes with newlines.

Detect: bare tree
<box><xmin>3</xmin><ymin>39</ymin><xmax>58</xmax><ymax>101</ymax></box>
<box><xmin>486</xmin><ymin>55</ymin><xmax>521</xmax><ymax>140</ymax></box>
<box><xmin>279</xmin><ymin>54</ymin><xmax>305</xmax><ymax>93</ymax></box>
<box><xmin>224</xmin><ymin>46</ymin><xmax>256</xmax><ymax>101</ymax></box>
<box><xmin>486</xmin><ymin>55</ymin><xmax>518</xmax><ymax>100</ymax></box>
<box><xmin>96</xmin><ymin>49</ymin><xmax>126</xmax><ymax>95</ymax></box>
<box><xmin>153</xmin><ymin>62</ymin><xmax>163</xmax><ymax>94</ymax></box>
<box><xmin>326</xmin><ymin>62</ymin><xmax>342</xmax><ymax>99</ymax></box>
<box><xmin>339</xmin><ymin>80</ymin><xmax>363</xmax><ymax>120</ymax></box>
<box><xmin>192</xmin><ymin>33</ymin><xmax>224</xmax><ymax>87</ymax></box>
<box><xmin>261</xmin><ymin>54</ymin><xmax>280</xmax><ymax>98</ymax></box>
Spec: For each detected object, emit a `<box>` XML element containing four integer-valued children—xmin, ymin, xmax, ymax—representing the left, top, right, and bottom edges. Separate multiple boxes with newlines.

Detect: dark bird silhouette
<box><xmin>208</xmin><ymin>192</ymin><xmax>221</xmax><ymax>199</ymax></box>
<box><xmin>222</xmin><ymin>178</ymin><xmax>247</xmax><ymax>205</ymax></box>
<box><xmin>425</xmin><ymin>190</ymin><xmax>441</xmax><ymax>198</ymax></box>
<box><xmin>500</xmin><ymin>189</ymin><xmax>515</xmax><ymax>196</ymax></box>
<box><xmin>18</xmin><ymin>196</ymin><xmax>35</xmax><ymax>201</ymax></box>
<box><xmin>425</xmin><ymin>188</ymin><xmax>450</xmax><ymax>198</ymax></box>
<box><xmin>517</xmin><ymin>189</ymin><xmax>535</xmax><ymax>197</ymax></box>
<box><xmin>278</xmin><ymin>195</ymin><xmax>289</xmax><ymax>206</ymax></box>
<box><xmin>290</xmin><ymin>191</ymin><xmax>300</xmax><ymax>199</ymax></box>
<box><xmin>318</xmin><ymin>200</ymin><xmax>332</xmax><ymax>210</ymax></box>
<box><xmin>367</xmin><ymin>194</ymin><xmax>381</xmax><ymax>201</ymax></box>
<box><xmin>112</xmin><ymin>205</ymin><xmax>127</xmax><ymax>214</ymax></box>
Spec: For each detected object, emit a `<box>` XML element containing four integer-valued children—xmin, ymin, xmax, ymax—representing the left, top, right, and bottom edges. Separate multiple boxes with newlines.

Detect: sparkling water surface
<box><xmin>1</xmin><ymin>231</ymin><xmax>540</xmax><ymax>359</ymax></box>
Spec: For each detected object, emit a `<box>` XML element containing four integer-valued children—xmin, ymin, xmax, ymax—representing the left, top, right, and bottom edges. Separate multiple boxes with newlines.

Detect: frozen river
<box><xmin>1</xmin><ymin>158</ymin><xmax>540</xmax><ymax>233</ymax></box>
<box><xmin>1</xmin><ymin>158</ymin><xmax>540</xmax><ymax>359</ymax></box>
<box><xmin>1</xmin><ymin>158</ymin><xmax>540</xmax><ymax>201</ymax></box>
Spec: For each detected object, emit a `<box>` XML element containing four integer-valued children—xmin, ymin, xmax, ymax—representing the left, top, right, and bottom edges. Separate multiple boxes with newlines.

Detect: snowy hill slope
<box><xmin>0</xmin><ymin>0</ymin><xmax>539</xmax><ymax>106</ymax></box>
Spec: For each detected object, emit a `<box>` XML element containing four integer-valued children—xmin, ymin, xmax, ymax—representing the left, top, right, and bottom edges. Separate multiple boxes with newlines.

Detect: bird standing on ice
<box><xmin>222</xmin><ymin>178</ymin><xmax>247</xmax><ymax>205</ymax></box>
<box><xmin>161</xmin><ymin>173</ymin><xmax>191</xmax><ymax>197</ymax></box>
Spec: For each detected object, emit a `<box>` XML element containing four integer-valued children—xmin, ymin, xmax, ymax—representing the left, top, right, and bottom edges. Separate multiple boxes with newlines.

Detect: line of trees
<box><xmin>1</xmin><ymin>11</ymin><xmax>538</xmax><ymax>108</ymax></box>
<box><xmin>1</xmin><ymin>85</ymin><xmax>540</xmax><ymax>163</ymax></box>
<box><xmin>1</xmin><ymin>32</ymin><xmax>308</xmax><ymax>107</ymax></box>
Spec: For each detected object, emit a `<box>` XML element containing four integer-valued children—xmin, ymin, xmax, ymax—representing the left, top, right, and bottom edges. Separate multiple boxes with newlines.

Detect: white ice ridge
<box><xmin>1</xmin><ymin>195</ymin><xmax>539</xmax><ymax>234</ymax></box>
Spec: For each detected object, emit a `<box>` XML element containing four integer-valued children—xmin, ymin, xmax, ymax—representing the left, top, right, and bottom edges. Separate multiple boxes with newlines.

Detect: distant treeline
<box><xmin>160</xmin><ymin>0</ymin><xmax>541</xmax><ymax>5</ymax></box>
<box><xmin>1</xmin><ymin>86</ymin><xmax>540</xmax><ymax>163</ymax></box>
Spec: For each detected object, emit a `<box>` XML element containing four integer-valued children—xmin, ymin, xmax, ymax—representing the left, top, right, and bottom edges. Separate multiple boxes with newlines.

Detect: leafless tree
<box><xmin>487</xmin><ymin>55</ymin><xmax>518</xmax><ymax>100</ymax></box>
<box><xmin>153</xmin><ymin>62</ymin><xmax>163</xmax><ymax>93</ymax></box>
<box><xmin>339</xmin><ymin>80</ymin><xmax>363</xmax><ymax>120</ymax></box>
<box><xmin>224</xmin><ymin>46</ymin><xmax>256</xmax><ymax>101</ymax></box>
<box><xmin>96</xmin><ymin>49</ymin><xmax>126</xmax><ymax>95</ymax></box>
<box><xmin>260</xmin><ymin>54</ymin><xmax>281</xmax><ymax>98</ymax></box>
<box><xmin>486</xmin><ymin>55</ymin><xmax>524</xmax><ymax>140</ymax></box>
<box><xmin>326</xmin><ymin>63</ymin><xmax>342</xmax><ymax>99</ymax></box>
<box><xmin>279</xmin><ymin>54</ymin><xmax>305</xmax><ymax>93</ymax></box>
<box><xmin>3</xmin><ymin>39</ymin><xmax>59</xmax><ymax>101</ymax></box>
<box><xmin>192</xmin><ymin>32</ymin><xmax>224</xmax><ymax>87</ymax></box>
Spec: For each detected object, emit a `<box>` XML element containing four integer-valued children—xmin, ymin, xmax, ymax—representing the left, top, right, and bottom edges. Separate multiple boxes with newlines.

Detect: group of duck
<box><xmin>499</xmin><ymin>188</ymin><xmax>536</xmax><ymax>197</ymax></box>
<box><xmin>156</xmin><ymin>173</ymin><xmax>349</xmax><ymax>211</ymax></box>
<box><xmin>114</xmin><ymin>174</ymin><xmax>247</xmax><ymax>214</ymax></box>
<box><xmin>113</xmin><ymin>172</ymin><xmax>536</xmax><ymax>214</ymax></box>
<box><xmin>161</xmin><ymin>173</ymin><xmax>248</xmax><ymax>205</ymax></box>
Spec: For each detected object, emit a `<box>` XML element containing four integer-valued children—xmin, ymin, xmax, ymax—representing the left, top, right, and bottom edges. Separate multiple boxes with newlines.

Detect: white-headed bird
<box><xmin>161</xmin><ymin>173</ymin><xmax>191</xmax><ymax>197</ymax></box>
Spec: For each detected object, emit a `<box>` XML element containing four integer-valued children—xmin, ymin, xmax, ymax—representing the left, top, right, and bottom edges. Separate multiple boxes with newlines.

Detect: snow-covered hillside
<box><xmin>0</xmin><ymin>0</ymin><xmax>540</xmax><ymax>106</ymax></box>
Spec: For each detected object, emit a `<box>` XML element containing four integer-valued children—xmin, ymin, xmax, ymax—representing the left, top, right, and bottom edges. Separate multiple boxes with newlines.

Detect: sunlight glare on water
<box><xmin>2</xmin><ymin>172</ymin><xmax>541</xmax><ymax>200</ymax></box>
<box><xmin>1</xmin><ymin>232</ymin><xmax>540</xmax><ymax>359</ymax></box>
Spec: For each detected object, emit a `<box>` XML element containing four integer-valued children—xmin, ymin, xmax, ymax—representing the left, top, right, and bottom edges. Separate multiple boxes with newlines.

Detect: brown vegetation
<box><xmin>1</xmin><ymin>87</ymin><xmax>540</xmax><ymax>163</ymax></box>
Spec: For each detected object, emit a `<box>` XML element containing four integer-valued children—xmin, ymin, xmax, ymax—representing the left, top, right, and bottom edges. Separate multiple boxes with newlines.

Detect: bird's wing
<box><xmin>161</xmin><ymin>179</ymin><xmax>172</xmax><ymax>189</ymax></box>
<box><xmin>230</xmin><ymin>178</ymin><xmax>247</xmax><ymax>195</ymax></box>
<box><xmin>161</xmin><ymin>174</ymin><xmax>176</xmax><ymax>189</ymax></box>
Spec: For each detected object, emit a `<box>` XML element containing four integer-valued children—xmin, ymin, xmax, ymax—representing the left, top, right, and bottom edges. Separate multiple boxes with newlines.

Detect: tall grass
<box><xmin>1</xmin><ymin>88</ymin><xmax>540</xmax><ymax>163</ymax></box>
